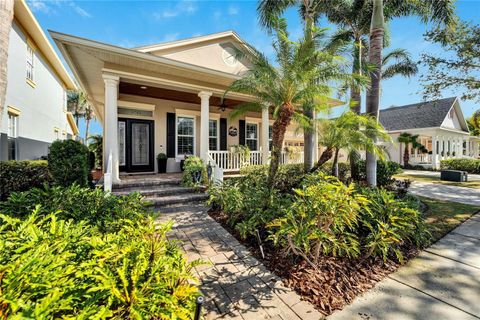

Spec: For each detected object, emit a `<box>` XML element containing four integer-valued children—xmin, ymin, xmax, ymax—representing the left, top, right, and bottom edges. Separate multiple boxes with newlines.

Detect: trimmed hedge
<box><xmin>0</xmin><ymin>160</ymin><xmax>52</xmax><ymax>200</ymax></box>
<box><xmin>440</xmin><ymin>158</ymin><xmax>480</xmax><ymax>174</ymax></box>
<box><xmin>48</xmin><ymin>139</ymin><xmax>89</xmax><ymax>187</ymax></box>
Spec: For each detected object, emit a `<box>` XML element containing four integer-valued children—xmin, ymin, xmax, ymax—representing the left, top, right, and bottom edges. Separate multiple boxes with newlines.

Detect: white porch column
<box><xmin>432</xmin><ymin>135</ymin><xmax>438</xmax><ymax>169</ymax></box>
<box><xmin>261</xmin><ymin>106</ymin><xmax>270</xmax><ymax>165</ymax></box>
<box><xmin>198</xmin><ymin>91</ymin><xmax>212</xmax><ymax>162</ymax></box>
<box><xmin>103</xmin><ymin>74</ymin><xmax>120</xmax><ymax>183</ymax></box>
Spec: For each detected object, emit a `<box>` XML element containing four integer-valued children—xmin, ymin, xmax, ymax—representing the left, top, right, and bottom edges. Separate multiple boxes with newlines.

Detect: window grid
<box><xmin>177</xmin><ymin>116</ymin><xmax>195</xmax><ymax>156</ymax></box>
<box><xmin>26</xmin><ymin>45</ymin><xmax>34</xmax><ymax>82</ymax></box>
<box><xmin>209</xmin><ymin>119</ymin><xmax>218</xmax><ymax>151</ymax></box>
<box><xmin>246</xmin><ymin>123</ymin><xmax>258</xmax><ymax>151</ymax></box>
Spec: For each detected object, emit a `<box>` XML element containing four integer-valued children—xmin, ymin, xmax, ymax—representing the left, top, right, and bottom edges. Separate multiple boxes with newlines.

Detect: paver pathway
<box><xmin>158</xmin><ymin>206</ymin><xmax>322</xmax><ymax>320</ymax></box>
<box><xmin>329</xmin><ymin>184</ymin><xmax>480</xmax><ymax>320</ymax></box>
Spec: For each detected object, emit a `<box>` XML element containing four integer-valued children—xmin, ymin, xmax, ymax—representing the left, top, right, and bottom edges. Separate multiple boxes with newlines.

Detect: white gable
<box><xmin>441</xmin><ymin>101</ymin><xmax>469</xmax><ymax>132</ymax></box>
<box><xmin>136</xmin><ymin>32</ymin><xmax>252</xmax><ymax>76</ymax></box>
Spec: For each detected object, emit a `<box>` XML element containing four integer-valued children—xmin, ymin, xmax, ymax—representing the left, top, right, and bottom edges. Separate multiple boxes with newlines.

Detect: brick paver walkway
<box><xmin>158</xmin><ymin>206</ymin><xmax>322</xmax><ymax>320</ymax></box>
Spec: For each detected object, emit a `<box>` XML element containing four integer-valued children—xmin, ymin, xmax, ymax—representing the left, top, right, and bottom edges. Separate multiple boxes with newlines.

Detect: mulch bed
<box><xmin>209</xmin><ymin>208</ymin><xmax>419</xmax><ymax>316</ymax></box>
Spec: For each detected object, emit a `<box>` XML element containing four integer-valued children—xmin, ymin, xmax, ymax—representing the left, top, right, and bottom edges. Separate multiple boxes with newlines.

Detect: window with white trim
<box><xmin>177</xmin><ymin>116</ymin><xmax>195</xmax><ymax>156</ymax></box>
<box><xmin>268</xmin><ymin>125</ymin><xmax>273</xmax><ymax>151</ymax></box>
<box><xmin>8</xmin><ymin>113</ymin><xmax>18</xmax><ymax>160</ymax></box>
<box><xmin>26</xmin><ymin>44</ymin><xmax>34</xmax><ymax>82</ymax></box>
<box><xmin>246</xmin><ymin>123</ymin><xmax>258</xmax><ymax>151</ymax></box>
<box><xmin>209</xmin><ymin>119</ymin><xmax>219</xmax><ymax>151</ymax></box>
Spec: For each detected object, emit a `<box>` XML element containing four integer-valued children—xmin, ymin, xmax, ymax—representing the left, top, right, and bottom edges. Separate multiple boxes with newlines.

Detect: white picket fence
<box><xmin>208</xmin><ymin>150</ymin><xmax>304</xmax><ymax>172</ymax></box>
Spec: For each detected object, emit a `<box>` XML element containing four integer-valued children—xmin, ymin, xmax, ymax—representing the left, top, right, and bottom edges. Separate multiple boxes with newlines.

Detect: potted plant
<box><xmin>157</xmin><ymin>153</ymin><xmax>167</xmax><ymax>173</ymax></box>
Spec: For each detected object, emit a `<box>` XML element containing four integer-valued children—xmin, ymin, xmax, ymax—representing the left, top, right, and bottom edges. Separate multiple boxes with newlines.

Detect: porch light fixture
<box><xmin>140</xmin><ymin>86</ymin><xmax>147</xmax><ymax>90</ymax></box>
<box><xmin>219</xmin><ymin>98</ymin><xmax>227</xmax><ymax>112</ymax></box>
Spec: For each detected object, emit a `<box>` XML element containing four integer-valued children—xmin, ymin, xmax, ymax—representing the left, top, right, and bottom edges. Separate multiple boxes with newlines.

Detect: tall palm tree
<box><xmin>88</xmin><ymin>134</ymin><xmax>103</xmax><ymax>168</ymax></box>
<box><xmin>84</xmin><ymin>105</ymin><xmax>95</xmax><ymax>143</ymax></box>
<box><xmin>258</xmin><ymin>0</ymin><xmax>324</xmax><ymax>172</ymax></box>
<box><xmin>227</xmin><ymin>19</ymin><xmax>358</xmax><ymax>186</ymax></box>
<box><xmin>317</xmin><ymin>111</ymin><xmax>390</xmax><ymax>177</ymax></box>
<box><xmin>0</xmin><ymin>0</ymin><xmax>14</xmax><ymax>132</ymax></box>
<box><xmin>365</xmin><ymin>0</ymin><xmax>456</xmax><ymax>186</ymax></box>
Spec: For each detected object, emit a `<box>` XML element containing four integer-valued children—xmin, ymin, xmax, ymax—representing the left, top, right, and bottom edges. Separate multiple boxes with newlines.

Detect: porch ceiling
<box><xmin>119</xmin><ymin>82</ymin><xmax>245</xmax><ymax>108</ymax></box>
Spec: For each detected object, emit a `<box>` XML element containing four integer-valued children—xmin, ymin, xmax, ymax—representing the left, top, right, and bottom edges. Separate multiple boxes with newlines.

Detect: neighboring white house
<box><xmin>379</xmin><ymin>97</ymin><xmax>480</xmax><ymax>169</ymax></box>
<box><xmin>0</xmin><ymin>0</ymin><xmax>78</xmax><ymax>161</ymax></box>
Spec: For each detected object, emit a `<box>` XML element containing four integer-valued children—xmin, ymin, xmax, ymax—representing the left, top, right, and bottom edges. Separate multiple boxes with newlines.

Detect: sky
<box><xmin>27</xmin><ymin>0</ymin><xmax>480</xmax><ymax>138</ymax></box>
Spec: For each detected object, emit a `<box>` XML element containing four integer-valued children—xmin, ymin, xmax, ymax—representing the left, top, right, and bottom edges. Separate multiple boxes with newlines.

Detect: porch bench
<box><xmin>440</xmin><ymin>170</ymin><xmax>468</xmax><ymax>182</ymax></box>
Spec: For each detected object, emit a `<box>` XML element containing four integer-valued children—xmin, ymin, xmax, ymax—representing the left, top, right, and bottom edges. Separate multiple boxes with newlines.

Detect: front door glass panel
<box><xmin>131</xmin><ymin>123</ymin><xmax>150</xmax><ymax>166</ymax></box>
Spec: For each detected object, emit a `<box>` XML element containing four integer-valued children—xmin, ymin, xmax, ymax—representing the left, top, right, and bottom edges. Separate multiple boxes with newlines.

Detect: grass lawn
<box><xmin>420</xmin><ymin>196</ymin><xmax>480</xmax><ymax>243</ymax></box>
<box><xmin>394</xmin><ymin>172</ymin><xmax>480</xmax><ymax>189</ymax></box>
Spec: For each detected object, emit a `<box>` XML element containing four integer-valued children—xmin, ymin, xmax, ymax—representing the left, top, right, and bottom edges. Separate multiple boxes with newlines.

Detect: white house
<box><xmin>0</xmin><ymin>0</ymin><xmax>78</xmax><ymax>161</ymax></box>
<box><xmin>380</xmin><ymin>97</ymin><xmax>480</xmax><ymax>169</ymax></box>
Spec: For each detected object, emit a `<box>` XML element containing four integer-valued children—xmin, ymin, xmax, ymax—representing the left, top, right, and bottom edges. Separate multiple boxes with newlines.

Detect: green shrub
<box><xmin>357</xmin><ymin>188</ymin><xmax>430</xmax><ymax>262</ymax></box>
<box><xmin>440</xmin><ymin>158</ymin><xmax>480</xmax><ymax>173</ymax></box>
<box><xmin>48</xmin><ymin>140</ymin><xmax>89</xmax><ymax>187</ymax></box>
<box><xmin>0</xmin><ymin>160</ymin><xmax>51</xmax><ymax>200</ymax></box>
<box><xmin>0</xmin><ymin>211</ymin><xmax>201</xmax><ymax>319</ymax></box>
<box><xmin>357</xmin><ymin>160</ymin><xmax>402</xmax><ymax>186</ymax></box>
<box><xmin>182</xmin><ymin>156</ymin><xmax>208</xmax><ymax>187</ymax></box>
<box><xmin>319</xmin><ymin>161</ymin><xmax>351</xmax><ymax>182</ymax></box>
<box><xmin>239</xmin><ymin>163</ymin><xmax>305</xmax><ymax>193</ymax></box>
<box><xmin>0</xmin><ymin>184</ymin><xmax>149</xmax><ymax>233</ymax></box>
<box><xmin>268</xmin><ymin>175</ymin><xmax>368</xmax><ymax>266</ymax></box>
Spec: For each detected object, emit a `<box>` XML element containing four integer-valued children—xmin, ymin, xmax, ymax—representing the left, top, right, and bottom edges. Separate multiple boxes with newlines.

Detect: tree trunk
<box><xmin>268</xmin><ymin>103</ymin><xmax>295</xmax><ymax>186</ymax></box>
<box><xmin>311</xmin><ymin>146</ymin><xmax>334</xmax><ymax>172</ymax></box>
<box><xmin>85</xmin><ymin>118</ymin><xmax>90</xmax><ymax>144</ymax></box>
<box><xmin>303</xmin><ymin>107</ymin><xmax>314</xmax><ymax>171</ymax></box>
<box><xmin>365</xmin><ymin>0</ymin><xmax>384</xmax><ymax>187</ymax></box>
<box><xmin>332</xmin><ymin>148</ymin><xmax>340</xmax><ymax>177</ymax></box>
<box><xmin>403</xmin><ymin>143</ymin><xmax>410</xmax><ymax>167</ymax></box>
<box><xmin>350</xmin><ymin>36</ymin><xmax>363</xmax><ymax>181</ymax></box>
<box><xmin>0</xmin><ymin>0</ymin><xmax>14</xmax><ymax>133</ymax></box>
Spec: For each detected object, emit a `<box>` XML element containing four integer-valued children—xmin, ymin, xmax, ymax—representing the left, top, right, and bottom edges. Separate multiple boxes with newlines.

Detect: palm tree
<box><xmin>258</xmin><ymin>0</ymin><xmax>324</xmax><ymax>172</ymax></box>
<box><xmin>0</xmin><ymin>0</ymin><xmax>14</xmax><ymax>132</ymax></box>
<box><xmin>397</xmin><ymin>132</ymin><xmax>417</xmax><ymax>167</ymax></box>
<box><xmin>84</xmin><ymin>105</ymin><xmax>95</xmax><ymax>143</ymax></box>
<box><xmin>226</xmin><ymin>19</ymin><xmax>357</xmax><ymax>186</ymax></box>
<box><xmin>67</xmin><ymin>90</ymin><xmax>89</xmax><ymax>127</ymax></box>
<box><xmin>313</xmin><ymin>111</ymin><xmax>390</xmax><ymax>177</ymax></box>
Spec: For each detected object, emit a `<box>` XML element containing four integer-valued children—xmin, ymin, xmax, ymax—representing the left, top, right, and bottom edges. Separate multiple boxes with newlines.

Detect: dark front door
<box><xmin>119</xmin><ymin>118</ymin><xmax>154</xmax><ymax>172</ymax></box>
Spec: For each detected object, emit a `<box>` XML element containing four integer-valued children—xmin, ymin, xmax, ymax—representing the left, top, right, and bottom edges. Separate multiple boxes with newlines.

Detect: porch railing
<box><xmin>280</xmin><ymin>151</ymin><xmax>304</xmax><ymax>164</ymax></box>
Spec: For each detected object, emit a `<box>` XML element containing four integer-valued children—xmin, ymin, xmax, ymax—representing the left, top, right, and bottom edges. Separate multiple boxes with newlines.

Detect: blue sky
<box><xmin>28</xmin><ymin>0</ymin><xmax>480</xmax><ymax>138</ymax></box>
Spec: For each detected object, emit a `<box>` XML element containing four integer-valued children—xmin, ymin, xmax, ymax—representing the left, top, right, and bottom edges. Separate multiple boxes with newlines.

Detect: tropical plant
<box><xmin>357</xmin><ymin>160</ymin><xmax>402</xmax><ymax>187</ymax></box>
<box><xmin>268</xmin><ymin>175</ymin><xmax>368</xmax><ymax>267</ymax></box>
<box><xmin>357</xmin><ymin>188</ymin><xmax>430</xmax><ymax>262</ymax></box>
<box><xmin>88</xmin><ymin>134</ymin><xmax>103</xmax><ymax>168</ymax></box>
<box><xmin>67</xmin><ymin>89</ymin><xmax>90</xmax><ymax>127</ymax></box>
<box><xmin>0</xmin><ymin>210</ymin><xmax>201</xmax><ymax>319</ymax></box>
<box><xmin>397</xmin><ymin>132</ymin><xmax>418</xmax><ymax>167</ymax></box>
<box><xmin>312</xmin><ymin>111</ymin><xmax>391</xmax><ymax>177</ymax></box>
<box><xmin>226</xmin><ymin>19</ymin><xmax>362</xmax><ymax>186</ymax></box>
<box><xmin>84</xmin><ymin>104</ymin><xmax>95</xmax><ymax>142</ymax></box>
<box><xmin>48</xmin><ymin>139</ymin><xmax>89</xmax><ymax>187</ymax></box>
<box><xmin>182</xmin><ymin>156</ymin><xmax>208</xmax><ymax>187</ymax></box>
<box><xmin>0</xmin><ymin>0</ymin><xmax>14</xmax><ymax>133</ymax></box>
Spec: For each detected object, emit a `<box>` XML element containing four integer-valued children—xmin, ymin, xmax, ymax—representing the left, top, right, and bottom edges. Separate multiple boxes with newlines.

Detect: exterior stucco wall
<box><xmin>0</xmin><ymin>21</ymin><xmax>72</xmax><ymax>160</ymax></box>
<box><xmin>118</xmin><ymin>94</ymin><xmax>300</xmax><ymax>172</ymax></box>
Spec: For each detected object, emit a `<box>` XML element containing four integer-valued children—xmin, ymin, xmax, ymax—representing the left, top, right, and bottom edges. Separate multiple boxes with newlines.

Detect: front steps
<box><xmin>112</xmin><ymin>174</ymin><xmax>209</xmax><ymax>212</ymax></box>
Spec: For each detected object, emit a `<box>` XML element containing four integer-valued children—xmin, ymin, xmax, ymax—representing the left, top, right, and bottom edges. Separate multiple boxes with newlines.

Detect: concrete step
<box><xmin>144</xmin><ymin>193</ymin><xmax>210</xmax><ymax>208</ymax></box>
<box><xmin>112</xmin><ymin>178</ymin><xmax>181</xmax><ymax>190</ymax></box>
<box><xmin>156</xmin><ymin>203</ymin><xmax>210</xmax><ymax>215</ymax></box>
<box><xmin>113</xmin><ymin>186</ymin><xmax>203</xmax><ymax>197</ymax></box>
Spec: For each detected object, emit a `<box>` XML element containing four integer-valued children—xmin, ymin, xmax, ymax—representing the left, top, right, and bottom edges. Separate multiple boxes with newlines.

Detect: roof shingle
<box><xmin>379</xmin><ymin>97</ymin><xmax>457</xmax><ymax>131</ymax></box>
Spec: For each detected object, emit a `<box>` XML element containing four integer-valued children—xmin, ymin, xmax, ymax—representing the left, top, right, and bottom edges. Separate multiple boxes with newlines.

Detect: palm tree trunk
<box><xmin>303</xmin><ymin>108</ymin><xmax>314</xmax><ymax>171</ymax></box>
<box><xmin>350</xmin><ymin>36</ymin><xmax>362</xmax><ymax>180</ymax></box>
<box><xmin>332</xmin><ymin>148</ymin><xmax>340</xmax><ymax>177</ymax></box>
<box><xmin>268</xmin><ymin>103</ymin><xmax>295</xmax><ymax>186</ymax></box>
<box><xmin>0</xmin><ymin>0</ymin><xmax>14</xmax><ymax>132</ymax></box>
<box><xmin>311</xmin><ymin>146</ymin><xmax>334</xmax><ymax>172</ymax></box>
<box><xmin>365</xmin><ymin>0</ymin><xmax>384</xmax><ymax>187</ymax></box>
<box><xmin>403</xmin><ymin>143</ymin><xmax>410</xmax><ymax>167</ymax></box>
<box><xmin>85</xmin><ymin>118</ymin><xmax>90</xmax><ymax>144</ymax></box>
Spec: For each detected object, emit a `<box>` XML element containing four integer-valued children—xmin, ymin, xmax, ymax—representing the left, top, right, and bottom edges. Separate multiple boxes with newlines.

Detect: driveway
<box><xmin>329</xmin><ymin>183</ymin><xmax>480</xmax><ymax>320</ymax></box>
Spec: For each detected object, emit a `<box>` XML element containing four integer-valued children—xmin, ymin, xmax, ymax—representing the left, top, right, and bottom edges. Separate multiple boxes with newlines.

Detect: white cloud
<box><xmin>153</xmin><ymin>0</ymin><xmax>197</xmax><ymax>20</ymax></box>
<box><xmin>161</xmin><ymin>32</ymin><xmax>180</xmax><ymax>42</ymax></box>
<box><xmin>27</xmin><ymin>0</ymin><xmax>92</xmax><ymax>18</ymax></box>
<box><xmin>228</xmin><ymin>5</ymin><xmax>239</xmax><ymax>16</ymax></box>
<box><xmin>213</xmin><ymin>9</ymin><xmax>222</xmax><ymax>20</ymax></box>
